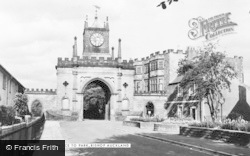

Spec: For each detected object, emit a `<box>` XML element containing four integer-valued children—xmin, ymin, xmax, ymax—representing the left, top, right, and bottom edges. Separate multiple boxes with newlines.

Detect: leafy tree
<box><xmin>31</xmin><ymin>100</ymin><xmax>43</xmax><ymax>117</ymax></box>
<box><xmin>177</xmin><ymin>44</ymin><xmax>237</xmax><ymax>121</ymax></box>
<box><xmin>13</xmin><ymin>93</ymin><xmax>30</xmax><ymax>117</ymax></box>
<box><xmin>83</xmin><ymin>83</ymin><xmax>106</xmax><ymax>118</ymax></box>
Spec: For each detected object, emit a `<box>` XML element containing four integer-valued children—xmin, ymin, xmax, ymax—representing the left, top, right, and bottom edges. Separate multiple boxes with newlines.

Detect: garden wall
<box><xmin>123</xmin><ymin>121</ymin><xmax>181</xmax><ymax>134</ymax></box>
<box><xmin>0</xmin><ymin>114</ymin><xmax>45</xmax><ymax>140</ymax></box>
<box><xmin>180</xmin><ymin>126</ymin><xmax>250</xmax><ymax>147</ymax></box>
<box><xmin>133</xmin><ymin>95</ymin><xmax>167</xmax><ymax>116</ymax></box>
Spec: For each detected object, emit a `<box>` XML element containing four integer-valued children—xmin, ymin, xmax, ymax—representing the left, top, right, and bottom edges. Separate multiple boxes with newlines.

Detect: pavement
<box><xmin>40</xmin><ymin>120</ymin><xmax>250</xmax><ymax>156</ymax></box>
<box><xmin>40</xmin><ymin>120</ymin><xmax>64</xmax><ymax>140</ymax></box>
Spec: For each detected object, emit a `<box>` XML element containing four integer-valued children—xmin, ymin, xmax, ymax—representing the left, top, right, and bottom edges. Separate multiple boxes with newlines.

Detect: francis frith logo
<box><xmin>188</xmin><ymin>12</ymin><xmax>237</xmax><ymax>41</ymax></box>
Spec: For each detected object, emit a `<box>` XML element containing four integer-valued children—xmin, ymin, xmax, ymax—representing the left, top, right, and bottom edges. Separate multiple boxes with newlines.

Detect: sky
<box><xmin>0</xmin><ymin>0</ymin><xmax>250</xmax><ymax>89</ymax></box>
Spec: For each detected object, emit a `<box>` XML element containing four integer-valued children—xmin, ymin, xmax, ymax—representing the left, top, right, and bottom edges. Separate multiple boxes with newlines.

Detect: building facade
<box><xmin>0</xmin><ymin>64</ymin><xmax>25</xmax><ymax>106</ymax></box>
<box><xmin>25</xmin><ymin>12</ymin><xmax>250</xmax><ymax>122</ymax></box>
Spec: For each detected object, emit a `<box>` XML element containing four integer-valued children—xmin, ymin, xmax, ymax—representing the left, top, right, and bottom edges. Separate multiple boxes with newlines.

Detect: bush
<box><xmin>0</xmin><ymin>105</ymin><xmax>16</xmax><ymax>126</ymax></box>
<box><xmin>220</xmin><ymin>118</ymin><xmax>250</xmax><ymax>132</ymax></box>
<box><xmin>189</xmin><ymin>118</ymin><xmax>250</xmax><ymax>132</ymax></box>
<box><xmin>189</xmin><ymin>121</ymin><xmax>220</xmax><ymax>128</ymax></box>
<box><xmin>13</xmin><ymin>93</ymin><xmax>30</xmax><ymax>116</ymax></box>
<box><xmin>163</xmin><ymin>117</ymin><xmax>194</xmax><ymax>125</ymax></box>
<box><xmin>31</xmin><ymin>100</ymin><xmax>43</xmax><ymax>117</ymax></box>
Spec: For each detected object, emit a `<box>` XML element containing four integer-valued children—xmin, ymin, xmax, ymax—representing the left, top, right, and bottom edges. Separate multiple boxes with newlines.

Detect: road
<box><xmin>60</xmin><ymin>120</ymin><xmax>212</xmax><ymax>156</ymax></box>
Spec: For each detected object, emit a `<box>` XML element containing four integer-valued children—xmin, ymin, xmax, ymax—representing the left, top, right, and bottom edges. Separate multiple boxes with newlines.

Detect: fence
<box><xmin>0</xmin><ymin>114</ymin><xmax>45</xmax><ymax>140</ymax></box>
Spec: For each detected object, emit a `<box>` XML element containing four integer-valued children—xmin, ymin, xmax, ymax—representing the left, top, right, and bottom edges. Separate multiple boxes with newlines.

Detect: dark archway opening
<box><xmin>83</xmin><ymin>80</ymin><xmax>111</xmax><ymax>120</ymax></box>
<box><xmin>146</xmin><ymin>101</ymin><xmax>154</xmax><ymax>117</ymax></box>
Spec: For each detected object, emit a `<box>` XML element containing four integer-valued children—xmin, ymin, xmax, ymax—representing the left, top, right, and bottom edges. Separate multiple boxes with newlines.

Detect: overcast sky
<box><xmin>0</xmin><ymin>0</ymin><xmax>250</xmax><ymax>89</ymax></box>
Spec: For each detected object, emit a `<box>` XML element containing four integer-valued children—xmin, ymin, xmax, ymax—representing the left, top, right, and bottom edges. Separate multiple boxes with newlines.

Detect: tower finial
<box><xmin>93</xmin><ymin>5</ymin><xmax>100</xmax><ymax>19</ymax></box>
<box><xmin>84</xmin><ymin>15</ymin><xmax>88</xmax><ymax>28</ymax></box>
<box><xmin>118</xmin><ymin>39</ymin><xmax>122</xmax><ymax>63</ymax></box>
<box><xmin>112</xmin><ymin>47</ymin><xmax>114</xmax><ymax>60</ymax></box>
<box><xmin>95</xmin><ymin>9</ymin><xmax>98</xmax><ymax>19</ymax></box>
<box><xmin>106</xmin><ymin>16</ymin><xmax>109</xmax><ymax>29</ymax></box>
<box><xmin>73</xmin><ymin>36</ymin><xmax>77</xmax><ymax>58</ymax></box>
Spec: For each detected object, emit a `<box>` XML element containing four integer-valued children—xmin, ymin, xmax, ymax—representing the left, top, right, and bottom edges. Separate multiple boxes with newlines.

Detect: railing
<box><xmin>0</xmin><ymin>114</ymin><xmax>45</xmax><ymax>140</ymax></box>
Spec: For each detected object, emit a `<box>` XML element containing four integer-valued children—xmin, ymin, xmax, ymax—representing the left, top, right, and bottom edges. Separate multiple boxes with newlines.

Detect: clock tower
<box><xmin>83</xmin><ymin>12</ymin><xmax>110</xmax><ymax>58</ymax></box>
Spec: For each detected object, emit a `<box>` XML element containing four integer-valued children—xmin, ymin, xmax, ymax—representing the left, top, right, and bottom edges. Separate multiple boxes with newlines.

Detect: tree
<box><xmin>31</xmin><ymin>100</ymin><xmax>43</xmax><ymax>117</ymax></box>
<box><xmin>13</xmin><ymin>93</ymin><xmax>30</xmax><ymax>117</ymax></box>
<box><xmin>177</xmin><ymin>44</ymin><xmax>237</xmax><ymax>121</ymax></box>
<box><xmin>83</xmin><ymin>83</ymin><xmax>106</xmax><ymax>118</ymax></box>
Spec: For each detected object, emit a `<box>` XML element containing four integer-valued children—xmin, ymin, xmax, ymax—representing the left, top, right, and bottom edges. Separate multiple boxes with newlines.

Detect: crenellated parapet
<box><xmin>25</xmin><ymin>88</ymin><xmax>57</xmax><ymax>95</ymax></box>
<box><xmin>133</xmin><ymin>49</ymin><xmax>186</xmax><ymax>63</ymax></box>
<box><xmin>56</xmin><ymin>56</ymin><xmax>134</xmax><ymax>70</ymax></box>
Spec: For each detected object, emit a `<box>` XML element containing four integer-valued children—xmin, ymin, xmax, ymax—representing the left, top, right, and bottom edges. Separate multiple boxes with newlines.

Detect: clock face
<box><xmin>90</xmin><ymin>33</ymin><xmax>104</xmax><ymax>47</ymax></box>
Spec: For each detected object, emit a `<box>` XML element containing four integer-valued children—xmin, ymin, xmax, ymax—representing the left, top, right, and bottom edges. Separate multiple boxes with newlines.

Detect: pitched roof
<box><xmin>0</xmin><ymin>64</ymin><xmax>25</xmax><ymax>89</ymax></box>
<box><xmin>169</xmin><ymin>75</ymin><xmax>184</xmax><ymax>85</ymax></box>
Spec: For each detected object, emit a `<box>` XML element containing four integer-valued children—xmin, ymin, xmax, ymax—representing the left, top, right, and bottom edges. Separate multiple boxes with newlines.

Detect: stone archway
<box><xmin>82</xmin><ymin>79</ymin><xmax>111</xmax><ymax>120</ymax></box>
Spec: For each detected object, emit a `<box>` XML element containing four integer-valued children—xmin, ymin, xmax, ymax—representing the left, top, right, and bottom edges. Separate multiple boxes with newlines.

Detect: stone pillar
<box><xmin>117</xmin><ymin>39</ymin><xmax>122</xmax><ymax>112</ymax></box>
<box><xmin>78</xmin><ymin>93</ymin><xmax>84</xmax><ymax>121</ymax></box>
<box><xmin>117</xmin><ymin>68</ymin><xmax>122</xmax><ymax>111</ymax></box>
<box><xmin>72</xmin><ymin>69</ymin><xmax>78</xmax><ymax>112</ymax></box>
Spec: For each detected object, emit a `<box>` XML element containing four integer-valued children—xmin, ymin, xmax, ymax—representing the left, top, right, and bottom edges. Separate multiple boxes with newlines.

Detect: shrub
<box><xmin>189</xmin><ymin>121</ymin><xmax>220</xmax><ymax>128</ymax></box>
<box><xmin>189</xmin><ymin>118</ymin><xmax>250</xmax><ymax>132</ymax></box>
<box><xmin>31</xmin><ymin>100</ymin><xmax>43</xmax><ymax>117</ymax></box>
<box><xmin>220</xmin><ymin>118</ymin><xmax>250</xmax><ymax>132</ymax></box>
<box><xmin>0</xmin><ymin>105</ymin><xmax>16</xmax><ymax>126</ymax></box>
<box><xmin>13</xmin><ymin>93</ymin><xmax>30</xmax><ymax>116</ymax></box>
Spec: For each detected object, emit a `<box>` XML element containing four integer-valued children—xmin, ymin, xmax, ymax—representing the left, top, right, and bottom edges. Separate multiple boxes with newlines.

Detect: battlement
<box><xmin>25</xmin><ymin>88</ymin><xmax>57</xmax><ymax>95</ymax></box>
<box><xmin>56</xmin><ymin>56</ymin><xmax>134</xmax><ymax>70</ymax></box>
<box><xmin>133</xmin><ymin>49</ymin><xmax>186</xmax><ymax>62</ymax></box>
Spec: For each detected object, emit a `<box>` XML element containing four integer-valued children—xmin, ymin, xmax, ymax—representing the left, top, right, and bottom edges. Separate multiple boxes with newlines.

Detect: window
<box><xmin>144</xmin><ymin>80</ymin><xmax>148</xmax><ymax>92</ymax></box>
<box><xmin>158</xmin><ymin>60</ymin><xmax>164</xmax><ymax>69</ymax></box>
<box><xmin>190</xmin><ymin>107</ymin><xmax>197</xmax><ymax>120</ymax></box>
<box><xmin>135</xmin><ymin>81</ymin><xmax>141</xmax><ymax>92</ymax></box>
<box><xmin>177</xmin><ymin>105</ymin><xmax>183</xmax><ymax>118</ymax></box>
<box><xmin>3</xmin><ymin>75</ymin><xmax>6</xmax><ymax>90</ymax></box>
<box><xmin>188</xmin><ymin>84</ymin><xmax>196</xmax><ymax>96</ymax></box>
<box><xmin>150</xmin><ymin>78</ymin><xmax>157</xmax><ymax>92</ymax></box>
<box><xmin>158</xmin><ymin>78</ymin><xmax>163</xmax><ymax>91</ymax></box>
<box><xmin>144</xmin><ymin>65</ymin><xmax>148</xmax><ymax>73</ymax></box>
<box><xmin>150</xmin><ymin>61</ymin><xmax>158</xmax><ymax>71</ymax></box>
<box><xmin>177</xmin><ymin>84</ymin><xmax>183</xmax><ymax>97</ymax></box>
<box><xmin>136</xmin><ymin>66</ymin><xmax>142</xmax><ymax>74</ymax></box>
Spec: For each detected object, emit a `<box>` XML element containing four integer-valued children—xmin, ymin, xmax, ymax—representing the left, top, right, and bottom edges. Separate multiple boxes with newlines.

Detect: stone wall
<box><xmin>180</xmin><ymin>126</ymin><xmax>250</xmax><ymax>146</ymax></box>
<box><xmin>0</xmin><ymin>115</ymin><xmax>45</xmax><ymax>140</ymax></box>
<box><xmin>25</xmin><ymin>89</ymin><xmax>57</xmax><ymax>114</ymax></box>
<box><xmin>133</xmin><ymin>95</ymin><xmax>168</xmax><ymax>116</ymax></box>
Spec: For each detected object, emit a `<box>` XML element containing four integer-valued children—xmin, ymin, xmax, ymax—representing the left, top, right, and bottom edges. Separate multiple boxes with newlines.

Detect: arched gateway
<box><xmin>55</xmin><ymin>13</ymin><xmax>134</xmax><ymax>121</ymax></box>
<box><xmin>82</xmin><ymin>79</ymin><xmax>112</xmax><ymax>120</ymax></box>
